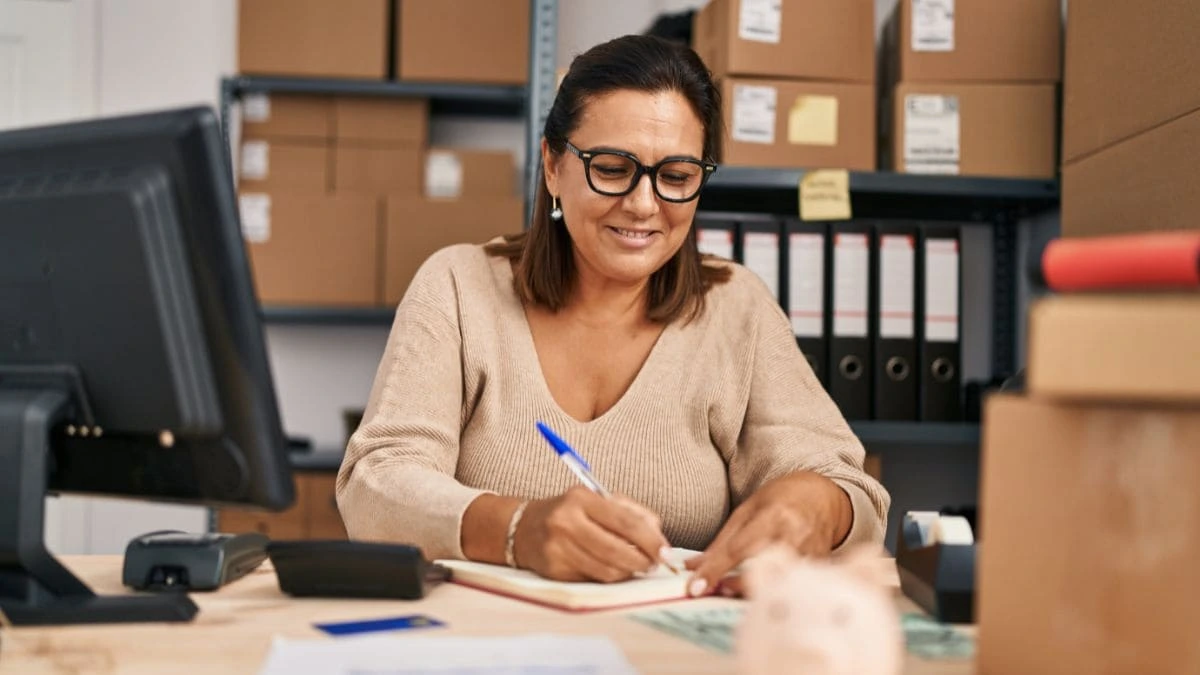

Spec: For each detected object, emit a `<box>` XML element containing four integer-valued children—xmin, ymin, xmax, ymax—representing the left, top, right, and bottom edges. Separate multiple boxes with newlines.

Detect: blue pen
<box><xmin>535</xmin><ymin>421</ymin><xmax>678</xmax><ymax>574</ymax></box>
<box><xmin>535</xmin><ymin>421</ymin><xmax>612</xmax><ymax>497</ymax></box>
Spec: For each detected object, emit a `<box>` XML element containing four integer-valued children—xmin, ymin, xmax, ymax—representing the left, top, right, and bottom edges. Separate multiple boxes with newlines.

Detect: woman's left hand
<box><xmin>684</xmin><ymin>471</ymin><xmax>853</xmax><ymax>597</ymax></box>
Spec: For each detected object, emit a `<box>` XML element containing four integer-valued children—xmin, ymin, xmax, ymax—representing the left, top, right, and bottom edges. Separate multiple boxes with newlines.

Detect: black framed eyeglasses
<box><xmin>564</xmin><ymin>141</ymin><xmax>717</xmax><ymax>203</ymax></box>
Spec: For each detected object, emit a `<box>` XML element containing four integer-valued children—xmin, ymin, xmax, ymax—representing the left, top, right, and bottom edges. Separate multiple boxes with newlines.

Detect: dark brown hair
<box><xmin>485</xmin><ymin>34</ymin><xmax>731</xmax><ymax>323</ymax></box>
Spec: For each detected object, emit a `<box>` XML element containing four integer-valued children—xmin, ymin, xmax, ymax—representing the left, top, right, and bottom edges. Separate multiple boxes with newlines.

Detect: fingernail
<box><xmin>659</xmin><ymin>546</ymin><xmax>672</xmax><ymax>563</ymax></box>
<box><xmin>720</xmin><ymin>585</ymin><xmax>737</xmax><ymax>597</ymax></box>
<box><xmin>688</xmin><ymin>578</ymin><xmax>708</xmax><ymax>597</ymax></box>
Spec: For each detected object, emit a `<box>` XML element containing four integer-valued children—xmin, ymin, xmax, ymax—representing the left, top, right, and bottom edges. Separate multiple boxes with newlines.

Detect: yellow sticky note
<box><xmin>787</xmin><ymin>95</ymin><xmax>839</xmax><ymax>146</ymax></box>
<box><xmin>799</xmin><ymin>169</ymin><xmax>852</xmax><ymax>221</ymax></box>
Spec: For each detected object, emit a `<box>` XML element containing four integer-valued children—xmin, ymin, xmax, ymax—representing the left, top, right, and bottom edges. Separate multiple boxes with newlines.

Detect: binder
<box><xmin>829</xmin><ymin>222</ymin><xmax>873</xmax><ymax>420</ymax></box>
<box><xmin>873</xmin><ymin>222</ymin><xmax>919</xmax><ymax>421</ymax></box>
<box><xmin>919</xmin><ymin>226</ymin><xmax>962</xmax><ymax>421</ymax></box>
<box><xmin>694</xmin><ymin>213</ymin><xmax>736</xmax><ymax>261</ymax></box>
<box><xmin>783</xmin><ymin>219</ymin><xmax>829</xmax><ymax>384</ymax></box>
<box><xmin>736</xmin><ymin>216</ymin><xmax>782</xmax><ymax>303</ymax></box>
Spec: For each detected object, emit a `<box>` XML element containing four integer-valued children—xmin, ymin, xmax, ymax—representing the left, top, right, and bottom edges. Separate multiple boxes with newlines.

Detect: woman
<box><xmin>337</xmin><ymin>34</ymin><xmax>889</xmax><ymax>597</ymax></box>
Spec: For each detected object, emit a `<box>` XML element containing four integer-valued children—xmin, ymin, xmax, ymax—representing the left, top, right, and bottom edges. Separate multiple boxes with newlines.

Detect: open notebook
<box><xmin>436</xmin><ymin>547</ymin><xmax>700</xmax><ymax>612</ymax></box>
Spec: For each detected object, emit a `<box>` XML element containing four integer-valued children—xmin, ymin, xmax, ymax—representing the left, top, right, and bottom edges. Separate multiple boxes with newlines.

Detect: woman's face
<box><xmin>543</xmin><ymin>89</ymin><xmax>706</xmax><ymax>289</ymax></box>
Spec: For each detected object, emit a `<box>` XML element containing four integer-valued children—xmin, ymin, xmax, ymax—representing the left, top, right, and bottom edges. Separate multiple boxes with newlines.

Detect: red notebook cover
<box><xmin>1042</xmin><ymin>231</ymin><xmax>1200</xmax><ymax>292</ymax></box>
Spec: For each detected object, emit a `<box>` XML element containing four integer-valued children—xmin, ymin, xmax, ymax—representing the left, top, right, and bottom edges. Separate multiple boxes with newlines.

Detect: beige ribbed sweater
<box><xmin>337</xmin><ymin>242</ymin><xmax>890</xmax><ymax>561</ymax></box>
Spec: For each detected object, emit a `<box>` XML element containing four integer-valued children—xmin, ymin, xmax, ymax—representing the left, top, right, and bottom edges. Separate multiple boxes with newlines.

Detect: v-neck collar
<box><xmin>489</xmin><ymin>252</ymin><xmax>674</xmax><ymax>428</ymax></box>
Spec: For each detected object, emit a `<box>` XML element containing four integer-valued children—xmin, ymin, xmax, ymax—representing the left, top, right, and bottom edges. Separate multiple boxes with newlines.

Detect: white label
<box><xmin>878</xmin><ymin>235</ymin><xmax>915</xmax><ymax>339</ymax></box>
<box><xmin>788</xmin><ymin>233</ymin><xmax>824</xmax><ymax>338</ymax></box>
<box><xmin>912</xmin><ymin>0</ymin><xmax>955</xmax><ymax>52</ymax></box>
<box><xmin>833</xmin><ymin>233</ymin><xmax>869</xmax><ymax>338</ymax></box>
<box><xmin>903</xmin><ymin>95</ymin><xmax>960</xmax><ymax>175</ymax></box>
<box><xmin>924</xmin><ymin>238</ymin><xmax>959</xmax><ymax>342</ymax></box>
<box><xmin>425</xmin><ymin>151</ymin><xmax>464</xmax><ymax>199</ymax></box>
<box><xmin>697</xmin><ymin>228</ymin><xmax>734</xmax><ymax>260</ymax></box>
<box><xmin>743</xmin><ymin>232</ymin><xmax>779</xmax><ymax>300</ymax></box>
<box><xmin>738</xmin><ymin>0</ymin><xmax>782</xmax><ymax>44</ymax></box>
<box><xmin>238</xmin><ymin>193</ymin><xmax>271</xmax><ymax>243</ymax></box>
<box><xmin>240</xmin><ymin>140</ymin><xmax>269</xmax><ymax>180</ymax></box>
<box><xmin>732</xmin><ymin>85</ymin><xmax>777</xmax><ymax>145</ymax></box>
<box><xmin>243</xmin><ymin>93</ymin><xmax>271</xmax><ymax>122</ymax></box>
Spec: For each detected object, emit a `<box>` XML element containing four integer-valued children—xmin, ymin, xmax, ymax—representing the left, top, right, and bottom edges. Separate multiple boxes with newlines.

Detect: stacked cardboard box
<box><xmin>880</xmin><ymin>0</ymin><xmax>1060</xmax><ymax>179</ymax></box>
<box><xmin>239</xmin><ymin>0</ymin><xmax>530</xmax><ymax>86</ymax></box>
<box><xmin>1060</xmin><ymin>0</ymin><xmax>1200</xmax><ymax>238</ymax></box>
<box><xmin>977</xmin><ymin>291</ymin><xmax>1200</xmax><ymax>672</ymax></box>
<box><xmin>239</xmin><ymin>0</ymin><xmax>390</xmax><ymax>79</ymax></box>
<box><xmin>396</xmin><ymin>0</ymin><xmax>530</xmax><ymax>85</ymax></box>
<box><xmin>692</xmin><ymin>0</ymin><xmax>876</xmax><ymax>170</ymax></box>
<box><xmin>238</xmin><ymin>95</ymin><xmax>381</xmax><ymax>306</ymax></box>
<box><xmin>236</xmin><ymin>92</ymin><xmax>524</xmax><ymax>306</ymax></box>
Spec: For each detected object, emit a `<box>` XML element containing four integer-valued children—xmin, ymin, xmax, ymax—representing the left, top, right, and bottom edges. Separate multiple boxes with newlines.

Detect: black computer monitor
<box><xmin>0</xmin><ymin>106</ymin><xmax>295</xmax><ymax>625</ymax></box>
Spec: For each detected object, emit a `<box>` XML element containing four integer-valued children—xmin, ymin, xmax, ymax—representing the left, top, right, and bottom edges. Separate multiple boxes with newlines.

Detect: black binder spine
<box><xmin>783</xmin><ymin>219</ymin><xmax>830</xmax><ymax>385</ymax></box>
<box><xmin>873</xmin><ymin>221</ymin><xmax>919</xmax><ymax>421</ymax></box>
<box><xmin>829</xmin><ymin>222</ymin><xmax>874</xmax><ymax>420</ymax></box>
<box><xmin>918</xmin><ymin>225</ymin><xmax>963</xmax><ymax>422</ymax></box>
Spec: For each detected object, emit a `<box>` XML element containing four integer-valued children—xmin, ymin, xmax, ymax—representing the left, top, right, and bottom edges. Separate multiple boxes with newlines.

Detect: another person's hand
<box><xmin>685</xmin><ymin>471</ymin><xmax>852</xmax><ymax>597</ymax></box>
<box><xmin>513</xmin><ymin>486</ymin><xmax>670</xmax><ymax>583</ymax></box>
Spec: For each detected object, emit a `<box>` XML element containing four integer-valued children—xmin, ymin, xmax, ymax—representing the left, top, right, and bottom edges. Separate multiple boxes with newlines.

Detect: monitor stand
<box><xmin>0</xmin><ymin>386</ymin><xmax>197</xmax><ymax>625</ymax></box>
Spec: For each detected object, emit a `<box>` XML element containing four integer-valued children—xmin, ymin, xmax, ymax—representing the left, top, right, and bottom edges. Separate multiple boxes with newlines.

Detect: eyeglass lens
<box><xmin>586</xmin><ymin>153</ymin><xmax>706</xmax><ymax>201</ymax></box>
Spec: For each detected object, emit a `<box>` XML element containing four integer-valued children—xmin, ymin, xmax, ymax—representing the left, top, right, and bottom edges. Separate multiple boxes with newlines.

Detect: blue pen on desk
<box><xmin>535</xmin><ymin>421</ymin><xmax>678</xmax><ymax>574</ymax></box>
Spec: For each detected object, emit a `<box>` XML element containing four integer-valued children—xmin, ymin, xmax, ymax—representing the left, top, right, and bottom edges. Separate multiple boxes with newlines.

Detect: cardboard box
<box><xmin>1062</xmin><ymin>0</ymin><xmax>1200</xmax><ymax>163</ymax></box>
<box><xmin>383</xmin><ymin>196</ymin><xmax>524</xmax><ymax>304</ymax></box>
<box><xmin>398</xmin><ymin>0</ymin><xmax>529</xmax><ymax>85</ymax></box>
<box><xmin>238</xmin><ymin>139</ymin><xmax>330</xmax><ymax>192</ymax></box>
<box><xmin>1061</xmin><ymin>106</ymin><xmax>1200</xmax><ymax>238</ymax></box>
<box><xmin>240</xmin><ymin>95</ymin><xmax>333</xmax><ymax>141</ymax></box>
<box><xmin>720</xmin><ymin>78</ymin><xmax>875</xmax><ymax>170</ymax></box>
<box><xmin>978</xmin><ymin>395</ymin><xmax>1200</xmax><ymax>674</ymax></box>
<box><xmin>334</xmin><ymin>97</ymin><xmax>428</xmax><ymax>145</ymax></box>
<box><xmin>1027</xmin><ymin>294</ymin><xmax>1200</xmax><ymax>404</ymax></box>
<box><xmin>888</xmin><ymin>82</ymin><xmax>1056</xmax><ymax>179</ymax></box>
<box><xmin>334</xmin><ymin>145</ymin><xmax>423</xmax><ymax>196</ymax></box>
<box><xmin>882</xmin><ymin>0</ymin><xmax>1060</xmax><ymax>84</ymax></box>
<box><xmin>238</xmin><ymin>0</ymin><xmax>388</xmax><ymax>79</ymax></box>
<box><xmin>241</xmin><ymin>192</ymin><xmax>381</xmax><ymax>306</ymax></box>
<box><xmin>693</xmin><ymin>0</ymin><xmax>874</xmax><ymax>82</ymax></box>
<box><xmin>423</xmin><ymin>148</ymin><xmax>517</xmax><ymax>198</ymax></box>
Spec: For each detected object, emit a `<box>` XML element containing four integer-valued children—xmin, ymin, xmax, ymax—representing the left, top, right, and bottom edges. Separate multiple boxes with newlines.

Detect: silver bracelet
<box><xmin>504</xmin><ymin>501</ymin><xmax>529</xmax><ymax>568</ymax></box>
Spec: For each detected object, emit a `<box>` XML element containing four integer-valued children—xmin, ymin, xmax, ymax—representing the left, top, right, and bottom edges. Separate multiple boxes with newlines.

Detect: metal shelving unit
<box><xmin>218</xmin><ymin>0</ymin><xmax>560</xmax><ymax>331</ymax></box>
<box><xmin>259</xmin><ymin>306</ymin><xmax>395</xmax><ymax>325</ymax></box>
<box><xmin>220</xmin><ymin>76</ymin><xmax>526</xmax><ymax>118</ymax></box>
<box><xmin>850</xmin><ymin>421</ymin><xmax>980</xmax><ymax>448</ymax></box>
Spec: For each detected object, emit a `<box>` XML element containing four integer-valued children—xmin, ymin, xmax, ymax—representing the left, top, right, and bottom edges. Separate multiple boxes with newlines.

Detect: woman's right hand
<box><xmin>513</xmin><ymin>486</ymin><xmax>670</xmax><ymax>583</ymax></box>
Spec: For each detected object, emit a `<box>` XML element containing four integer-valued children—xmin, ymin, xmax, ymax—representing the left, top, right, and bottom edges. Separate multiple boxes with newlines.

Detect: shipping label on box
<box><xmin>911</xmin><ymin>0</ymin><xmax>955</xmax><ymax>52</ymax></box>
<box><xmin>732</xmin><ymin>84</ymin><xmax>778</xmax><ymax>144</ymax></box>
<box><xmin>903</xmin><ymin>94</ymin><xmax>961</xmax><ymax>174</ymax></box>
<box><xmin>238</xmin><ymin>193</ymin><xmax>272</xmax><ymax>243</ymax></box>
<box><xmin>425</xmin><ymin>151</ymin><xmax>465</xmax><ymax>198</ymax></box>
<box><xmin>738</xmin><ymin>0</ymin><xmax>783</xmax><ymax>43</ymax></box>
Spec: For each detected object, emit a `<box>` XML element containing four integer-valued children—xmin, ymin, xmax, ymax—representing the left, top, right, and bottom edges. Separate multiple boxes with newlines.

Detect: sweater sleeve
<box><xmin>336</xmin><ymin>249</ymin><xmax>490</xmax><ymax>560</ymax></box>
<box><xmin>725</xmin><ymin>287</ymin><xmax>891</xmax><ymax>551</ymax></box>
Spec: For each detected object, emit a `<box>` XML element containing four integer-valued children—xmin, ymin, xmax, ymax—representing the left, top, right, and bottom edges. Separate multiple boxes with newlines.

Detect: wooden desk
<box><xmin>0</xmin><ymin>556</ymin><xmax>975</xmax><ymax>674</ymax></box>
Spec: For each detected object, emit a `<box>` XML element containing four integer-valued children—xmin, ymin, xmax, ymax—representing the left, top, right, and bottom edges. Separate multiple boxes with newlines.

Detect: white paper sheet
<box><xmin>258</xmin><ymin>633</ymin><xmax>639</xmax><ymax>675</ymax></box>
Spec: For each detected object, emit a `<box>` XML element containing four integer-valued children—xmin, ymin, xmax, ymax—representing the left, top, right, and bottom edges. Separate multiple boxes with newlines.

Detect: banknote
<box><xmin>901</xmin><ymin>613</ymin><xmax>976</xmax><ymax>660</ymax></box>
<box><xmin>628</xmin><ymin>605</ymin><xmax>744</xmax><ymax>654</ymax></box>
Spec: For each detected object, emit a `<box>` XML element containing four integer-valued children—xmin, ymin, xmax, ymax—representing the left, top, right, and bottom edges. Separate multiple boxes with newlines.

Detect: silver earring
<box><xmin>549</xmin><ymin>196</ymin><xmax>563</xmax><ymax>221</ymax></box>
